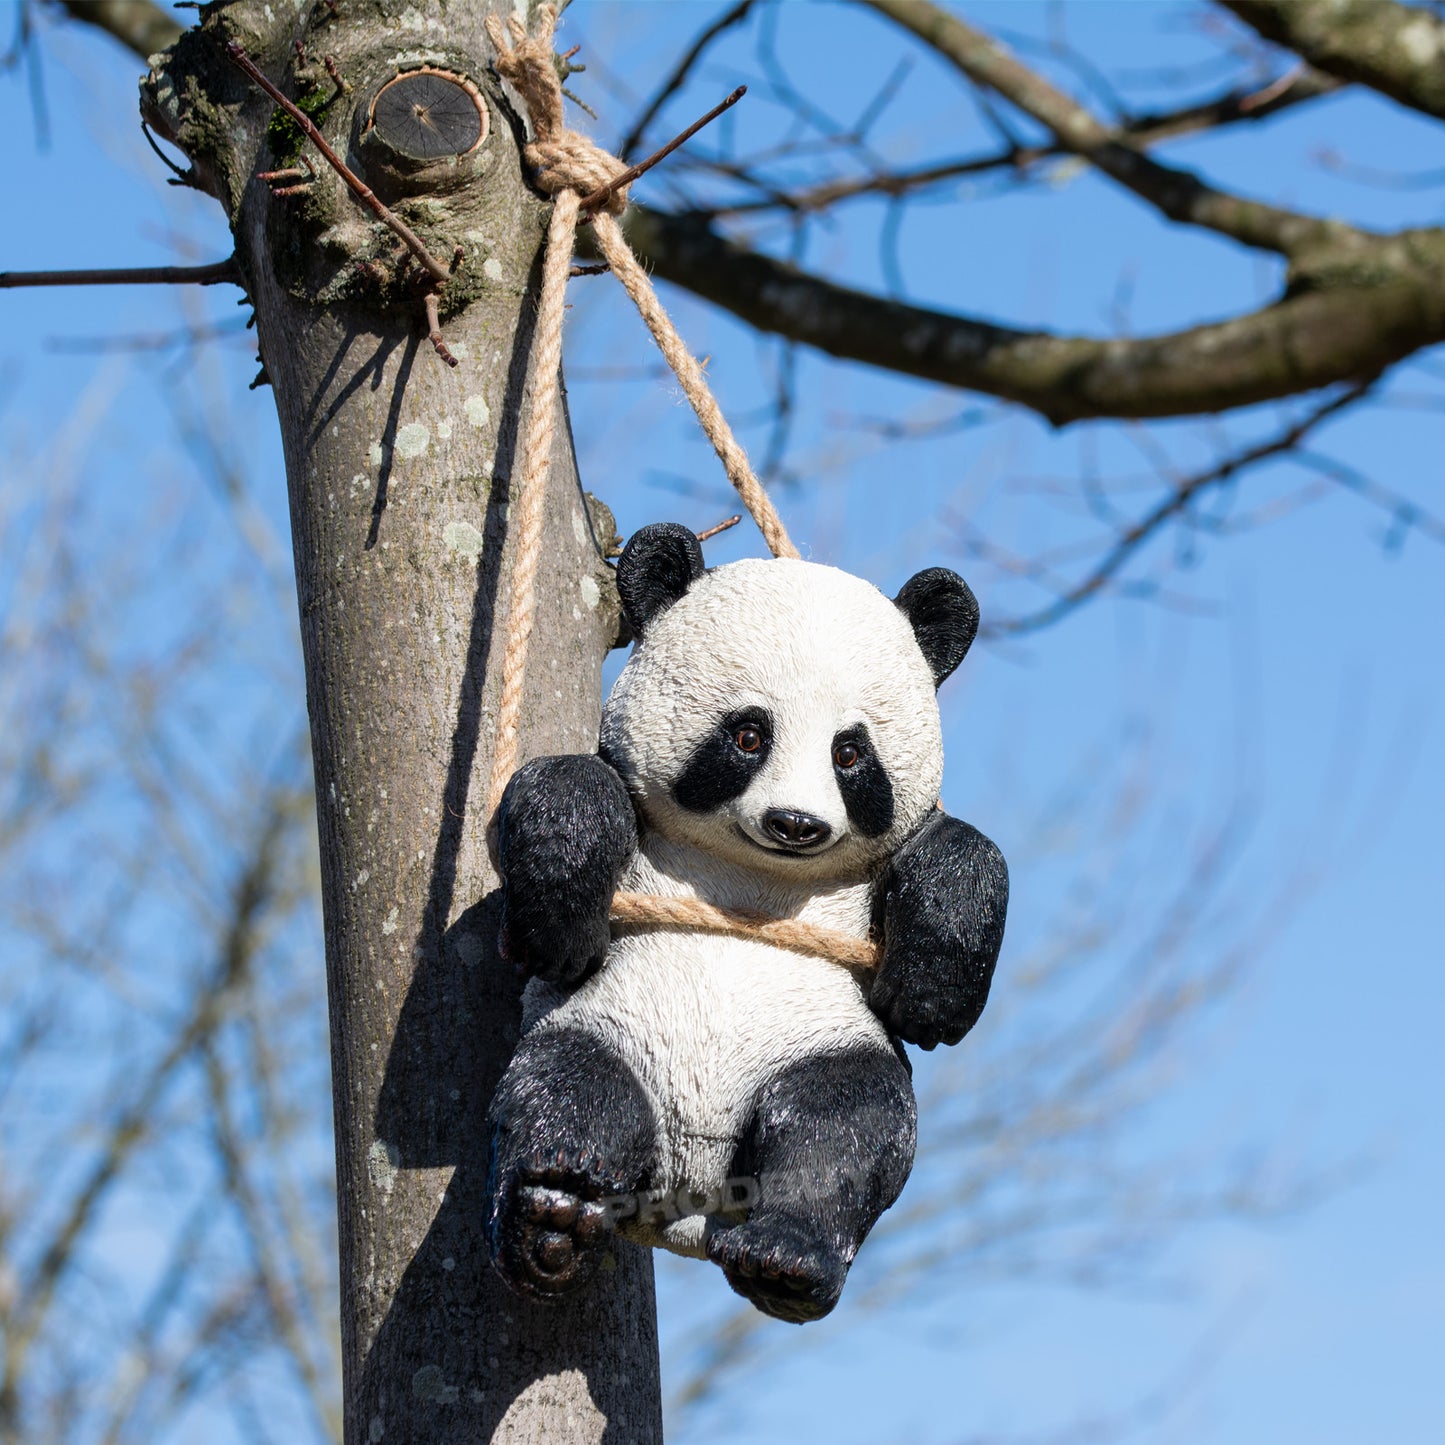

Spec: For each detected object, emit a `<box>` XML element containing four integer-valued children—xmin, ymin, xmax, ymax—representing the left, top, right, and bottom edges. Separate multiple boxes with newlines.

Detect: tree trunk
<box><xmin>141</xmin><ymin>4</ymin><xmax>663</xmax><ymax>1440</ymax></box>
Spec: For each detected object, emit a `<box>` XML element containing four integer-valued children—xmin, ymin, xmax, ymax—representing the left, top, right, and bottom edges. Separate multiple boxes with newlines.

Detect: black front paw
<box><xmin>870</xmin><ymin>966</ymin><xmax>979</xmax><ymax>1051</ymax></box>
<box><xmin>707</xmin><ymin>1216</ymin><xmax>850</xmax><ymax>1324</ymax></box>
<box><xmin>497</xmin><ymin>755</ymin><xmax>638</xmax><ymax>986</ymax></box>
<box><xmin>498</xmin><ymin>909</ymin><xmax>611</xmax><ymax>988</ymax></box>
<box><xmin>871</xmin><ymin>813</ymin><xmax>1008</xmax><ymax>1050</ymax></box>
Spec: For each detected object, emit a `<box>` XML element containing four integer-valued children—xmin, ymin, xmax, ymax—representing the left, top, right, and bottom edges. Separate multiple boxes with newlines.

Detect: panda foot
<box><xmin>489</xmin><ymin>1152</ymin><xmax>621</xmax><ymax>1303</ymax></box>
<box><xmin>707</xmin><ymin>1217</ymin><xmax>849</xmax><ymax>1324</ymax></box>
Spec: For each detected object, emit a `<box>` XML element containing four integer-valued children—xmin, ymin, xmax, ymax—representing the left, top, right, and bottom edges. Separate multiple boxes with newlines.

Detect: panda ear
<box><xmin>894</xmin><ymin>567</ymin><xmax>979</xmax><ymax>687</ymax></box>
<box><xmin>616</xmin><ymin>522</ymin><xmax>706</xmax><ymax>635</ymax></box>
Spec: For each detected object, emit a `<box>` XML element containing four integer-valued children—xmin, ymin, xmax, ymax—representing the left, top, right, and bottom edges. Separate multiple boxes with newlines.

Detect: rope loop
<box><xmin>484</xmin><ymin>7</ymin><xmax>859</xmax><ymax>967</ymax></box>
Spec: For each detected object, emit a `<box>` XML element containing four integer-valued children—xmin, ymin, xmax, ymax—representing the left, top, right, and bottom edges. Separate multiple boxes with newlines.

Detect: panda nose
<box><xmin>762</xmin><ymin>809</ymin><xmax>832</xmax><ymax>848</ymax></box>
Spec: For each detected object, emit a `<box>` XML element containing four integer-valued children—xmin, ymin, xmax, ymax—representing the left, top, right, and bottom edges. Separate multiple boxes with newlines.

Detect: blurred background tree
<box><xmin>1</xmin><ymin>1</ymin><xmax>1441</xmax><ymax>1442</ymax></box>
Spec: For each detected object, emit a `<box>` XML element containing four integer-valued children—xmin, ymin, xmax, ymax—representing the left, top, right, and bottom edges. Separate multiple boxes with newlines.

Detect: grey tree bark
<box><xmin>138</xmin><ymin>3</ymin><xmax>662</xmax><ymax>1440</ymax></box>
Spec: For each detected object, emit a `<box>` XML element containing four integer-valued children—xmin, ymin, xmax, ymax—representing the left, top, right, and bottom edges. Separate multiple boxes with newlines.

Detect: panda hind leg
<box><xmin>486</xmin><ymin>1027</ymin><xmax>656</xmax><ymax>1303</ymax></box>
<box><xmin>709</xmin><ymin>1044</ymin><xmax>916</xmax><ymax>1324</ymax></box>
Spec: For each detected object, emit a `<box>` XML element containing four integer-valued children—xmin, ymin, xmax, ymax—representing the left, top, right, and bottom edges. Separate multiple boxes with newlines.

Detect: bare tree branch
<box><xmin>1224</xmin><ymin>0</ymin><xmax>1445</xmax><ymax>121</ymax></box>
<box><xmin>23</xmin><ymin>6</ymin><xmax>1434</xmax><ymax>1437</ymax></box>
<box><xmin>95</xmin><ymin>1200</ymin><xmax>214</xmax><ymax>1445</ymax></box>
<box><xmin>863</xmin><ymin>0</ymin><xmax>1334</xmax><ymax>256</ymax></box>
<box><xmin>202</xmin><ymin>1037</ymin><xmax>342</xmax><ymax>1442</ymax></box>
<box><xmin>55</xmin><ymin>0</ymin><xmax>1438</xmax><ymax>428</ymax></box>
<box><xmin>697</xmin><ymin>66</ymin><xmax>1339</xmax><ymax>218</ymax></box>
<box><xmin>0</xmin><ymin>260</ymin><xmax>240</xmax><ymax>289</ymax></box>
<box><xmin>54</xmin><ymin>0</ymin><xmax>182</xmax><ymax>59</ymax></box>
<box><xmin>0</xmin><ymin>786</ymin><xmax>292</xmax><ymax>1437</ymax></box>
<box><xmin>1127</xmin><ymin>65</ymin><xmax>1339</xmax><ymax>141</ymax></box>
<box><xmin>615</xmin><ymin>206</ymin><xmax>1445</xmax><ymax>424</ymax></box>
<box><xmin>983</xmin><ymin>382</ymin><xmax>1372</xmax><ymax>635</ymax></box>
<box><xmin>618</xmin><ymin>0</ymin><xmax>756</xmax><ymax>161</ymax></box>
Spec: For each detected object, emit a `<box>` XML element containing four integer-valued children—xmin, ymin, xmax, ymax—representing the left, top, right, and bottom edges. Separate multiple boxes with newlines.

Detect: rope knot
<box><xmin>525</xmin><ymin>136</ymin><xmax>631</xmax><ymax>214</ymax></box>
<box><xmin>486</xmin><ymin>6</ymin><xmax>631</xmax><ymax>215</ymax></box>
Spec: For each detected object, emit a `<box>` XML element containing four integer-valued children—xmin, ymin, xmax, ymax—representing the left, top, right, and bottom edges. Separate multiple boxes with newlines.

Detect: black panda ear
<box><xmin>894</xmin><ymin>567</ymin><xmax>979</xmax><ymax>686</ymax></box>
<box><xmin>616</xmin><ymin>522</ymin><xmax>706</xmax><ymax>635</ymax></box>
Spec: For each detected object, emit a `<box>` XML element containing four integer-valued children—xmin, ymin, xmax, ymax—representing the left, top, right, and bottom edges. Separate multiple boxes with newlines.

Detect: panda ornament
<box><xmin>486</xmin><ymin>523</ymin><xmax>1008</xmax><ymax>1324</ymax></box>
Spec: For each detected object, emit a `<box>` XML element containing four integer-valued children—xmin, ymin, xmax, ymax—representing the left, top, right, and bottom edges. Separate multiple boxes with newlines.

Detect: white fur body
<box><xmin>524</xmin><ymin>834</ymin><xmax>891</xmax><ymax>1256</ymax></box>
<box><xmin>520</xmin><ymin>557</ymin><xmax>943</xmax><ymax>1257</ymax></box>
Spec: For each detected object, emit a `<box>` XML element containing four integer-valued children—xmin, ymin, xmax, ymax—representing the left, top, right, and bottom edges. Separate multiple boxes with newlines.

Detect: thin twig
<box><xmin>695</xmin><ymin>514</ymin><xmax>742</xmax><ymax>542</ymax></box>
<box><xmin>1239</xmin><ymin>62</ymin><xmax>1306</xmax><ymax>112</ymax></box>
<box><xmin>864</xmin><ymin>0</ymin><xmax>1334</xmax><ymax>257</ymax></box>
<box><xmin>141</xmin><ymin>118</ymin><xmax>194</xmax><ymax>185</ymax></box>
<box><xmin>0</xmin><ymin>791</ymin><xmax>289</xmax><ymax>1412</ymax></box>
<box><xmin>0</xmin><ymin>259</ymin><xmax>240</xmax><ymax>289</ymax></box>
<box><xmin>618</xmin><ymin>0</ymin><xmax>756</xmax><ymax>160</ymax></box>
<box><xmin>697</xmin><ymin>68</ymin><xmax>1337</xmax><ymax>218</ymax></box>
<box><xmin>225</xmin><ymin>42</ymin><xmax>450</xmax><ymax>285</ymax></box>
<box><xmin>201</xmin><ymin>1040</ymin><xmax>340</xmax><ymax>1442</ymax></box>
<box><xmin>987</xmin><ymin>381</ymin><xmax>1374</xmax><ymax>636</ymax></box>
<box><xmin>44</xmin><ymin>321</ymin><xmax>248</xmax><ymax>355</ymax></box>
<box><xmin>580</xmin><ymin>85</ymin><xmax>747</xmax><ymax>214</ymax></box>
<box><xmin>257</xmin><ymin>156</ymin><xmax>315</xmax><ymax>183</ymax></box>
<box><xmin>424</xmin><ymin>292</ymin><xmax>458</xmax><ymax>367</ymax></box>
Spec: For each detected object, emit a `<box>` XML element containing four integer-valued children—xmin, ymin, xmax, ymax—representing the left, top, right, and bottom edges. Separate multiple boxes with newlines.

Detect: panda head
<box><xmin>600</xmin><ymin>523</ymin><xmax>979</xmax><ymax>882</ymax></box>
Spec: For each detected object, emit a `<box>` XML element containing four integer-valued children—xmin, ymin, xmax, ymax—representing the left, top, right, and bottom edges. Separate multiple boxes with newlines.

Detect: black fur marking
<box><xmin>709</xmin><ymin>1045</ymin><xmax>916</xmax><ymax>1323</ymax></box>
<box><xmin>497</xmin><ymin>753</ymin><xmax>638</xmax><ymax>986</ymax></box>
<box><xmin>673</xmin><ymin>708</ymin><xmax>773</xmax><ymax>814</ymax></box>
<box><xmin>870</xmin><ymin>811</ymin><xmax>1009</xmax><ymax>1050</ymax></box>
<box><xmin>832</xmin><ymin>723</ymin><xmax>894</xmax><ymax>837</ymax></box>
<box><xmin>893</xmin><ymin>567</ymin><xmax>979</xmax><ymax>687</ymax></box>
<box><xmin>486</xmin><ymin>1027</ymin><xmax>657</xmax><ymax>1303</ymax></box>
<box><xmin>615</xmin><ymin>522</ymin><xmax>705</xmax><ymax>636</ymax></box>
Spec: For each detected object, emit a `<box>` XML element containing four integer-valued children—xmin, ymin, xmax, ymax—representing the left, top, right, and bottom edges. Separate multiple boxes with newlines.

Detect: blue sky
<box><xmin>4</xmin><ymin>2</ymin><xmax>1443</xmax><ymax>1442</ymax></box>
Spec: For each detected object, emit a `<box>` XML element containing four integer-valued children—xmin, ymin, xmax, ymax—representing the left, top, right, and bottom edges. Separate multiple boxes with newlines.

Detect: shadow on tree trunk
<box><xmin>366</xmin><ymin>259</ymin><xmax>659</xmax><ymax>1443</ymax></box>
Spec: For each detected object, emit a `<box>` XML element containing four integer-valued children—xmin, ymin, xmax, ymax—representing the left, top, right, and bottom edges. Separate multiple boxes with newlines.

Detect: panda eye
<box><xmin>734</xmin><ymin>725</ymin><xmax>763</xmax><ymax>754</ymax></box>
<box><xmin>834</xmin><ymin>742</ymin><xmax>860</xmax><ymax>769</ymax></box>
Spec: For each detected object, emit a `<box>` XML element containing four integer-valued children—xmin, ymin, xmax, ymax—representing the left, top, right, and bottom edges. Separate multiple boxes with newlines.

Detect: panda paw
<box><xmin>498</xmin><ymin>911</ymin><xmax>612</xmax><ymax>989</ymax></box>
<box><xmin>868</xmin><ymin>967</ymin><xmax>980</xmax><ymax>1051</ymax></box>
<box><xmin>487</xmin><ymin>1149</ymin><xmax>621</xmax><ymax>1303</ymax></box>
<box><xmin>707</xmin><ymin>1217</ymin><xmax>849</xmax><ymax>1324</ymax></box>
<box><xmin>872</xmin><ymin>814</ymin><xmax>1008</xmax><ymax>1049</ymax></box>
<box><xmin>496</xmin><ymin>756</ymin><xmax>638</xmax><ymax>988</ymax></box>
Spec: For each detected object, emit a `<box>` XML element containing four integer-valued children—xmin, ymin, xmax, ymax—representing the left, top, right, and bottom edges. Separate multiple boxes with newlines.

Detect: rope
<box><xmin>484</xmin><ymin>8</ymin><xmax>865</xmax><ymax>970</ymax></box>
<box><xmin>485</xmin><ymin>7</ymin><xmax>798</xmax><ymax>564</ymax></box>
<box><xmin>611</xmin><ymin>893</ymin><xmax>880</xmax><ymax>970</ymax></box>
<box><xmin>589</xmin><ymin>215</ymin><xmax>799</xmax><ymax>561</ymax></box>
<box><xmin>483</xmin><ymin>186</ymin><xmax>579</xmax><ymax>828</ymax></box>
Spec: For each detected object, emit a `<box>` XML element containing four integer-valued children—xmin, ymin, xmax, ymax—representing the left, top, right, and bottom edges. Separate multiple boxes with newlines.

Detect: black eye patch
<box><xmin>832</xmin><ymin>724</ymin><xmax>894</xmax><ymax>837</ymax></box>
<box><xmin>673</xmin><ymin>709</ymin><xmax>773</xmax><ymax>813</ymax></box>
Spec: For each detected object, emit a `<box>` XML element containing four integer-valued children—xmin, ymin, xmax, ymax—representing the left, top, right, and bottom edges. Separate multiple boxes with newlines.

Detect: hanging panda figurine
<box><xmin>485</xmin><ymin>523</ymin><xmax>1008</xmax><ymax>1323</ymax></box>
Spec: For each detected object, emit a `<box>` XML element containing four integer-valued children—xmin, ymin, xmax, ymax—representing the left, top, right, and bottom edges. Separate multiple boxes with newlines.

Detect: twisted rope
<box><xmin>610</xmin><ymin>892</ymin><xmax>879</xmax><ymax>969</ymax></box>
<box><xmin>484</xmin><ymin>8</ymin><xmax>867</xmax><ymax>970</ymax></box>
<box><xmin>485</xmin><ymin>7</ymin><xmax>797</xmax><ymax>565</ymax></box>
<box><xmin>588</xmin><ymin>214</ymin><xmax>799</xmax><ymax>561</ymax></box>
<box><xmin>482</xmin><ymin>184</ymin><xmax>578</xmax><ymax>830</ymax></box>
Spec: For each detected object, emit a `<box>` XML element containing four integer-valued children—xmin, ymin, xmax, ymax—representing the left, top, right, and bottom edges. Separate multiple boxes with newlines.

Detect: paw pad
<box><xmin>490</xmin><ymin>1158</ymin><xmax>623</xmax><ymax>1303</ymax></box>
